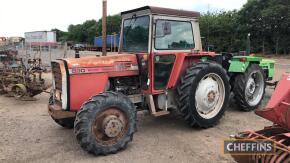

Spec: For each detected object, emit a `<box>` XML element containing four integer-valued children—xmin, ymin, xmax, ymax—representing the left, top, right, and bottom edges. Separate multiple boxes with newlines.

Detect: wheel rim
<box><xmin>92</xmin><ymin>107</ymin><xmax>129</xmax><ymax>145</ymax></box>
<box><xmin>245</xmin><ymin>71</ymin><xmax>264</xmax><ymax>106</ymax></box>
<box><xmin>14</xmin><ymin>86</ymin><xmax>25</xmax><ymax>98</ymax></box>
<box><xmin>195</xmin><ymin>73</ymin><xmax>225</xmax><ymax>119</ymax></box>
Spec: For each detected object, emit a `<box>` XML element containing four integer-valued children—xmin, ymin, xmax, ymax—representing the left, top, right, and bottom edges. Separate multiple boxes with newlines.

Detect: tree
<box><xmin>51</xmin><ymin>28</ymin><xmax>68</xmax><ymax>42</ymax></box>
<box><xmin>96</xmin><ymin>15</ymin><xmax>121</xmax><ymax>36</ymax></box>
<box><xmin>199</xmin><ymin>0</ymin><xmax>290</xmax><ymax>54</ymax></box>
<box><xmin>199</xmin><ymin>10</ymin><xmax>243</xmax><ymax>53</ymax></box>
<box><xmin>238</xmin><ymin>0</ymin><xmax>290</xmax><ymax>54</ymax></box>
<box><xmin>64</xmin><ymin>14</ymin><xmax>121</xmax><ymax>44</ymax></box>
<box><xmin>54</xmin><ymin>1</ymin><xmax>290</xmax><ymax>54</ymax></box>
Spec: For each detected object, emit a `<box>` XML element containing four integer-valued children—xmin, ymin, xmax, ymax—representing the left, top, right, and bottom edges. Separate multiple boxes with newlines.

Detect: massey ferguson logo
<box><xmin>72</xmin><ymin>68</ymin><xmax>86</xmax><ymax>74</ymax></box>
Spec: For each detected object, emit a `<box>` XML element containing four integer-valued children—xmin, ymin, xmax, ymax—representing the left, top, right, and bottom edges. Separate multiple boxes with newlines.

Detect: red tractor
<box><xmin>48</xmin><ymin>6</ymin><xmax>275</xmax><ymax>155</ymax></box>
<box><xmin>230</xmin><ymin>73</ymin><xmax>290</xmax><ymax>162</ymax></box>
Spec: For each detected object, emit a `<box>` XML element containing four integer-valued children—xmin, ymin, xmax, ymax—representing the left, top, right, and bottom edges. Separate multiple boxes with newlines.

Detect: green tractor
<box><xmin>226</xmin><ymin>56</ymin><xmax>274</xmax><ymax>111</ymax></box>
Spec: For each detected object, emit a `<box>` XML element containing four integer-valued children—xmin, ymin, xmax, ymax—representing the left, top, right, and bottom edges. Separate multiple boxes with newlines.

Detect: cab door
<box><xmin>153</xmin><ymin>54</ymin><xmax>176</xmax><ymax>90</ymax></box>
<box><xmin>151</xmin><ymin>16</ymin><xmax>196</xmax><ymax>92</ymax></box>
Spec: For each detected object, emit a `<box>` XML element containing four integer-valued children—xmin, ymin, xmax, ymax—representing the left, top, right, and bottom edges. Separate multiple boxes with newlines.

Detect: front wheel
<box><xmin>74</xmin><ymin>92</ymin><xmax>137</xmax><ymax>155</ymax></box>
<box><xmin>49</xmin><ymin>96</ymin><xmax>75</xmax><ymax>129</ymax></box>
<box><xmin>233</xmin><ymin>64</ymin><xmax>265</xmax><ymax>111</ymax></box>
<box><xmin>177</xmin><ymin>62</ymin><xmax>230</xmax><ymax>128</ymax></box>
<box><xmin>52</xmin><ymin>118</ymin><xmax>75</xmax><ymax>129</ymax></box>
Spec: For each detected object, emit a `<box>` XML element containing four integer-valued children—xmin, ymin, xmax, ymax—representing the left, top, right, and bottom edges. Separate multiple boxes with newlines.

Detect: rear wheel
<box><xmin>74</xmin><ymin>92</ymin><xmax>136</xmax><ymax>155</ymax></box>
<box><xmin>177</xmin><ymin>62</ymin><xmax>230</xmax><ymax>128</ymax></box>
<box><xmin>233</xmin><ymin>64</ymin><xmax>265</xmax><ymax>111</ymax></box>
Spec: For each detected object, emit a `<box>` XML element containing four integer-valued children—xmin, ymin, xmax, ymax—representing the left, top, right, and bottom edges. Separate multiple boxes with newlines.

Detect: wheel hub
<box><xmin>195</xmin><ymin>77</ymin><xmax>219</xmax><ymax>114</ymax></box>
<box><xmin>244</xmin><ymin>71</ymin><xmax>265</xmax><ymax>107</ymax></box>
<box><xmin>246</xmin><ymin>78</ymin><xmax>256</xmax><ymax>95</ymax></box>
<box><xmin>92</xmin><ymin>107</ymin><xmax>129</xmax><ymax>145</ymax></box>
<box><xmin>207</xmin><ymin>90</ymin><xmax>216</xmax><ymax>103</ymax></box>
<box><xmin>102</xmin><ymin>115</ymin><xmax>124</xmax><ymax>138</ymax></box>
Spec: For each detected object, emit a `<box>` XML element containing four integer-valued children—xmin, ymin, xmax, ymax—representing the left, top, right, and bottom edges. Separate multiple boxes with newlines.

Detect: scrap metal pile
<box><xmin>0</xmin><ymin>50</ymin><xmax>49</xmax><ymax>100</ymax></box>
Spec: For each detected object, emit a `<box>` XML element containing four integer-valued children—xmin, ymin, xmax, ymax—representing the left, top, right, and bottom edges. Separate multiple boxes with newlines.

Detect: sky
<box><xmin>0</xmin><ymin>0</ymin><xmax>247</xmax><ymax>37</ymax></box>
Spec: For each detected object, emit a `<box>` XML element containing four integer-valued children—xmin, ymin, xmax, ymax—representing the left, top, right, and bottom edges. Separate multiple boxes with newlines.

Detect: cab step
<box><xmin>152</xmin><ymin>111</ymin><xmax>170</xmax><ymax>117</ymax></box>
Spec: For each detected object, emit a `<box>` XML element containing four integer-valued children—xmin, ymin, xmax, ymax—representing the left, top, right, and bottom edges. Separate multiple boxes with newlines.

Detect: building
<box><xmin>24</xmin><ymin>31</ymin><xmax>57</xmax><ymax>48</ymax></box>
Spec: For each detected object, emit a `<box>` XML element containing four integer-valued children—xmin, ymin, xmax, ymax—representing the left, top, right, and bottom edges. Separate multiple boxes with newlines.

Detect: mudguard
<box><xmin>228</xmin><ymin>56</ymin><xmax>275</xmax><ymax>79</ymax></box>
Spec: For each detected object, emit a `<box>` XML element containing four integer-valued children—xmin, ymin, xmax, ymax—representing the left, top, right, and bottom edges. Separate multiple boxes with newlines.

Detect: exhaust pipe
<box><xmin>102</xmin><ymin>0</ymin><xmax>107</xmax><ymax>56</ymax></box>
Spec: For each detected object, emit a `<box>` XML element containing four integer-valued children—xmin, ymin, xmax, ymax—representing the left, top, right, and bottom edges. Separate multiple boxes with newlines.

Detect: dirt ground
<box><xmin>0</xmin><ymin>56</ymin><xmax>289</xmax><ymax>163</ymax></box>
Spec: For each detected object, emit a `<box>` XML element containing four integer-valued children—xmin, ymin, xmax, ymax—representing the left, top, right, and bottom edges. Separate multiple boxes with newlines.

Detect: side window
<box><xmin>154</xmin><ymin>55</ymin><xmax>176</xmax><ymax>89</ymax></box>
<box><xmin>155</xmin><ymin>20</ymin><xmax>194</xmax><ymax>50</ymax></box>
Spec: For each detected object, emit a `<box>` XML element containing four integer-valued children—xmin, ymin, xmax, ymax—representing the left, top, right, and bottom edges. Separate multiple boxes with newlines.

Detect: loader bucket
<box><xmin>255</xmin><ymin>73</ymin><xmax>290</xmax><ymax>129</ymax></box>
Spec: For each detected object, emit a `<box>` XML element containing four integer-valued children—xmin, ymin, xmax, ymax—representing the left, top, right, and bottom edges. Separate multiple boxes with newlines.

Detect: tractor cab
<box><xmin>119</xmin><ymin>6</ymin><xmax>202</xmax><ymax>53</ymax></box>
<box><xmin>119</xmin><ymin>6</ymin><xmax>205</xmax><ymax>93</ymax></box>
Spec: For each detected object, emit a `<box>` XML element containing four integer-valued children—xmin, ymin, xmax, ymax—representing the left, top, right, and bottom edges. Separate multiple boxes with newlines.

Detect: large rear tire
<box><xmin>74</xmin><ymin>92</ymin><xmax>136</xmax><ymax>155</ymax></box>
<box><xmin>233</xmin><ymin>64</ymin><xmax>265</xmax><ymax>111</ymax></box>
<box><xmin>177</xmin><ymin>62</ymin><xmax>230</xmax><ymax>128</ymax></box>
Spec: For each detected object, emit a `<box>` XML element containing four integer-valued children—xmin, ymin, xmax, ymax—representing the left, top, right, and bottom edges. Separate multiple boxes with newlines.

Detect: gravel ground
<box><xmin>0</xmin><ymin>56</ymin><xmax>289</xmax><ymax>163</ymax></box>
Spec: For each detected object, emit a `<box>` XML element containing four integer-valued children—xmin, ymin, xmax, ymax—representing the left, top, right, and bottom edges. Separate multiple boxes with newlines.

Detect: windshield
<box><xmin>122</xmin><ymin>16</ymin><xmax>150</xmax><ymax>53</ymax></box>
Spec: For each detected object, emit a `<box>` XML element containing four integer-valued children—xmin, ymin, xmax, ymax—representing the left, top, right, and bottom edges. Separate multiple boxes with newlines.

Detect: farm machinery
<box><xmin>48</xmin><ymin>6</ymin><xmax>275</xmax><ymax>155</ymax></box>
<box><xmin>0</xmin><ymin>50</ymin><xmax>49</xmax><ymax>100</ymax></box>
<box><xmin>230</xmin><ymin>73</ymin><xmax>290</xmax><ymax>163</ymax></box>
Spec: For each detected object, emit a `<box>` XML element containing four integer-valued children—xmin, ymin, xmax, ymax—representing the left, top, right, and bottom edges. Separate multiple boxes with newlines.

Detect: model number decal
<box><xmin>69</xmin><ymin>63</ymin><xmax>138</xmax><ymax>74</ymax></box>
<box><xmin>72</xmin><ymin>68</ymin><xmax>86</xmax><ymax>74</ymax></box>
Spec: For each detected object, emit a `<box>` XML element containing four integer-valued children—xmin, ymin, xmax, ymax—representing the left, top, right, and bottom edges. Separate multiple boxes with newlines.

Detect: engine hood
<box><xmin>61</xmin><ymin>53</ymin><xmax>139</xmax><ymax>76</ymax></box>
<box><xmin>63</xmin><ymin>53</ymin><xmax>137</xmax><ymax>68</ymax></box>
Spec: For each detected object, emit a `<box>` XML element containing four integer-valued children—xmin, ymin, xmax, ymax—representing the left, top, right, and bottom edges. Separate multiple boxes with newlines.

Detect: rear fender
<box><xmin>228</xmin><ymin>56</ymin><xmax>275</xmax><ymax>80</ymax></box>
<box><xmin>228</xmin><ymin>56</ymin><xmax>261</xmax><ymax>73</ymax></box>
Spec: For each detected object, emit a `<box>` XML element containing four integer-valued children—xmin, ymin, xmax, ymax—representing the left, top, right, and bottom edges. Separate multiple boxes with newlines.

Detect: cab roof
<box><xmin>121</xmin><ymin>6</ymin><xmax>200</xmax><ymax>18</ymax></box>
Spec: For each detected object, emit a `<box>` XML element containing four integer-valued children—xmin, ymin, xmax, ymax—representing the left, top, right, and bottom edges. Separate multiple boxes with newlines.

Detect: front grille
<box><xmin>51</xmin><ymin>62</ymin><xmax>62</xmax><ymax>91</ymax></box>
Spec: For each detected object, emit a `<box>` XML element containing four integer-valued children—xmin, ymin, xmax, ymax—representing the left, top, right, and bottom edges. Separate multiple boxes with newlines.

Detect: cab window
<box><xmin>123</xmin><ymin>16</ymin><xmax>150</xmax><ymax>52</ymax></box>
<box><xmin>155</xmin><ymin>20</ymin><xmax>194</xmax><ymax>50</ymax></box>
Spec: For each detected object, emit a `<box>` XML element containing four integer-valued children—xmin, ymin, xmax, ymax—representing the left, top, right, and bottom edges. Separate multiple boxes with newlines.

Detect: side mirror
<box><xmin>162</xmin><ymin>22</ymin><xmax>171</xmax><ymax>36</ymax></box>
